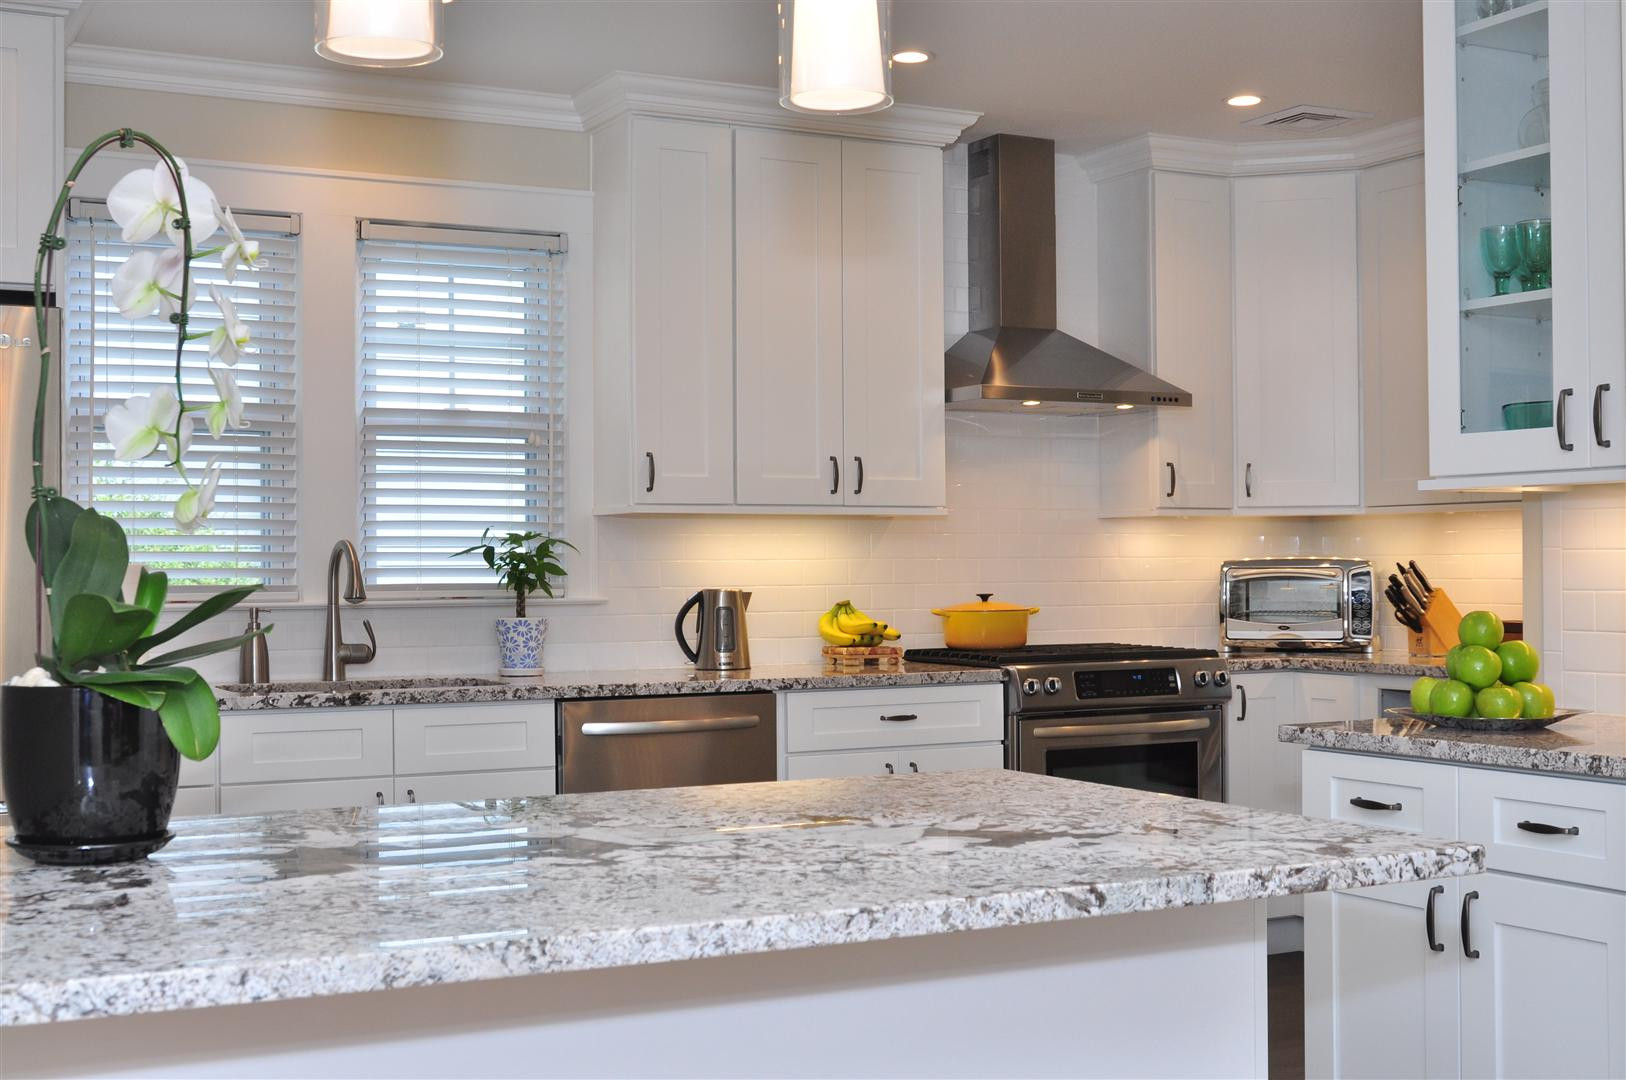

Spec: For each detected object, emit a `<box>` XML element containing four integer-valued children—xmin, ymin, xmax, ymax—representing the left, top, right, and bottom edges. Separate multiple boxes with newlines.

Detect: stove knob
<box><xmin>1193</xmin><ymin>670</ymin><xmax>1211</xmax><ymax>688</ymax></box>
<box><xmin>1022</xmin><ymin>678</ymin><xmax>1041</xmax><ymax>696</ymax></box>
<box><xmin>1043</xmin><ymin>676</ymin><xmax>1063</xmax><ymax>695</ymax></box>
<box><xmin>1213</xmin><ymin>669</ymin><xmax>1230</xmax><ymax>687</ymax></box>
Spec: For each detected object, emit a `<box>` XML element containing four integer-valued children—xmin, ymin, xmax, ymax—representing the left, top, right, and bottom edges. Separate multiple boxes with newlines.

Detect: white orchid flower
<box><xmin>104</xmin><ymin>388</ymin><xmax>181</xmax><ymax>460</ymax></box>
<box><xmin>174</xmin><ymin>459</ymin><xmax>222</xmax><ymax>534</ymax></box>
<box><xmin>205</xmin><ymin>286</ymin><xmax>250</xmax><ymax>364</ymax></box>
<box><xmin>205</xmin><ymin>365</ymin><xmax>247</xmax><ymax>437</ymax></box>
<box><xmin>109</xmin><ymin>248</ymin><xmax>184</xmax><ymax>321</ymax></box>
<box><xmin>105</xmin><ymin>159</ymin><xmax>219</xmax><ymax>247</ymax></box>
<box><xmin>218</xmin><ymin>207</ymin><xmax>260</xmax><ymax>283</ymax></box>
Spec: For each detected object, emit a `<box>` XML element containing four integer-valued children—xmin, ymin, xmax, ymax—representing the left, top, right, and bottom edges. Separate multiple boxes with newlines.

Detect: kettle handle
<box><xmin>674</xmin><ymin>591</ymin><xmax>702</xmax><ymax>663</ymax></box>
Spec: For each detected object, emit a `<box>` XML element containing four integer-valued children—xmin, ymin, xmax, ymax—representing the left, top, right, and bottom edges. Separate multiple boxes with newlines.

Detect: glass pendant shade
<box><xmin>315</xmin><ymin>0</ymin><xmax>444</xmax><ymax>68</ymax></box>
<box><xmin>778</xmin><ymin>0</ymin><xmax>894</xmax><ymax>115</ymax></box>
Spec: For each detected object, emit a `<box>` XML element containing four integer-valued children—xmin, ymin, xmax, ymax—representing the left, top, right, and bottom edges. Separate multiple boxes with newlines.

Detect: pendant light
<box><xmin>778</xmin><ymin>0</ymin><xmax>894</xmax><ymax>115</ymax></box>
<box><xmin>315</xmin><ymin>0</ymin><xmax>445</xmax><ymax>68</ymax></box>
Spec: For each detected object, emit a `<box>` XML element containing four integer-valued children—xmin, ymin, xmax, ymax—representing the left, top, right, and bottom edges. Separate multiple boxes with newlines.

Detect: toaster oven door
<box><xmin>1224</xmin><ymin>568</ymin><xmax>1347</xmax><ymax>642</ymax></box>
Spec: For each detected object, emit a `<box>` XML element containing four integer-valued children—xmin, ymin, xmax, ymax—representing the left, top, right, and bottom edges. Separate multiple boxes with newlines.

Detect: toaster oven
<box><xmin>1220</xmin><ymin>558</ymin><xmax>1375</xmax><ymax>650</ymax></box>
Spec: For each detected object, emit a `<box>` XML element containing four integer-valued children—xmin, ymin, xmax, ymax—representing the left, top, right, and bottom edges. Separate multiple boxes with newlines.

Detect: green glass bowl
<box><xmin>1502</xmin><ymin>400</ymin><xmax>1553</xmax><ymax>430</ymax></box>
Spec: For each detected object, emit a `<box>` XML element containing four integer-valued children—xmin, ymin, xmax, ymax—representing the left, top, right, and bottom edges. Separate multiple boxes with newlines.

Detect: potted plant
<box><xmin>454</xmin><ymin>528</ymin><xmax>576</xmax><ymax>676</ymax></box>
<box><xmin>2</xmin><ymin>130</ymin><xmax>270</xmax><ymax>865</ymax></box>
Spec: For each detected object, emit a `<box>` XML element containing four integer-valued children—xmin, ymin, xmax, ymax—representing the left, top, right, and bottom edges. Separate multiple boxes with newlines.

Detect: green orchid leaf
<box><xmin>131</xmin><ymin>568</ymin><xmax>168</xmax><ymax>637</ymax></box>
<box><xmin>55</xmin><ymin>593</ymin><xmax>154</xmax><ymax>668</ymax></box>
<box><xmin>71</xmin><ymin>668</ymin><xmax>199</xmax><ymax>686</ymax></box>
<box><xmin>70</xmin><ymin>681</ymin><xmax>167</xmax><ymax>711</ymax></box>
<box><xmin>128</xmin><ymin>585</ymin><xmax>259</xmax><ymax>659</ymax></box>
<box><xmin>140</xmin><ymin>625</ymin><xmax>272</xmax><ymax>669</ymax></box>
<box><xmin>155</xmin><ymin>671</ymin><xmax>220</xmax><ymax>761</ymax></box>
<box><xmin>48</xmin><ymin>510</ymin><xmax>128</xmax><ymax>639</ymax></box>
<box><xmin>23</xmin><ymin>495</ymin><xmax>86</xmax><ymax>587</ymax></box>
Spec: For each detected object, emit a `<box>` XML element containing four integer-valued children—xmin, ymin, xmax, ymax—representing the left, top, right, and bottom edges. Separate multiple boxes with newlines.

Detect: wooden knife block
<box><xmin>1407</xmin><ymin>586</ymin><xmax>1464</xmax><ymax>659</ymax></box>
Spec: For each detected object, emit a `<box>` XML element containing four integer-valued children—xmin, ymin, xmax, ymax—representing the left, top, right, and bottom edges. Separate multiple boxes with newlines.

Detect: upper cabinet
<box><xmin>1423</xmin><ymin>0</ymin><xmax>1626</xmax><ymax>486</ymax></box>
<box><xmin>0</xmin><ymin>8</ymin><xmax>63</xmax><ymax>287</ymax></box>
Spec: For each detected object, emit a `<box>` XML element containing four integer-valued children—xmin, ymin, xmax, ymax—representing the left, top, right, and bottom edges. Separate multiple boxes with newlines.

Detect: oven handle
<box><xmin>1032</xmin><ymin>716</ymin><xmax>1212</xmax><ymax>739</ymax></box>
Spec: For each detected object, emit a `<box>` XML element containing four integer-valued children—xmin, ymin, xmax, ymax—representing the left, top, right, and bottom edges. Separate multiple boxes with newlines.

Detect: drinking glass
<box><xmin>1480</xmin><ymin>225</ymin><xmax>1520</xmax><ymax>296</ymax></box>
<box><xmin>1516</xmin><ymin>218</ymin><xmax>1552</xmax><ymax>290</ymax></box>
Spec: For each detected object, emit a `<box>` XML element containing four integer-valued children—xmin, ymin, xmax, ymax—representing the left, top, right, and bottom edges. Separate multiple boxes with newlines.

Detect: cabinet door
<box><xmin>1459</xmin><ymin>872</ymin><xmax>1626</xmax><ymax>1079</ymax></box>
<box><xmin>1304</xmin><ymin>880</ymin><xmax>1462</xmax><ymax>1080</ymax></box>
<box><xmin>0</xmin><ymin>11</ymin><xmax>61</xmax><ymax>287</ymax></box>
<box><xmin>734</xmin><ymin>129</ymin><xmax>845</xmax><ymax>505</ymax></box>
<box><xmin>840</xmin><ymin>139</ymin><xmax>945</xmax><ymax>507</ymax></box>
<box><xmin>784</xmin><ymin>742</ymin><xmax>1002</xmax><ymax>781</ymax></box>
<box><xmin>1224</xmin><ymin>672</ymin><xmax>1295</xmax><ymax>809</ymax></box>
<box><xmin>630</xmin><ymin>117</ymin><xmax>734</xmax><ymax>504</ymax></box>
<box><xmin>218</xmin><ymin>708</ymin><xmax>394</xmax><ymax>784</ymax></box>
<box><xmin>1152</xmin><ymin>171</ymin><xmax>1233</xmax><ymax>509</ymax></box>
<box><xmin>1233</xmin><ymin>172</ymin><xmax>1361</xmax><ymax>508</ymax></box>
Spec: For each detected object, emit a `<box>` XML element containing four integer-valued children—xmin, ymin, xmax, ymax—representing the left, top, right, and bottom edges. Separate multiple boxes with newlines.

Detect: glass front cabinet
<box><xmin>1424</xmin><ymin>0</ymin><xmax>1626</xmax><ymax>485</ymax></box>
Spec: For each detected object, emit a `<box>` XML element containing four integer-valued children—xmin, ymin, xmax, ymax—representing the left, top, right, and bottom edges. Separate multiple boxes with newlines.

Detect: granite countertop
<box><xmin>1225</xmin><ymin>650</ymin><xmax>1447</xmax><ymax>678</ymax></box>
<box><xmin>0</xmin><ymin>770</ymin><xmax>1481</xmax><ymax>1026</ymax></box>
<box><xmin>1280</xmin><ymin>713</ymin><xmax>1626</xmax><ymax>780</ymax></box>
<box><xmin>215</xmin><ymin>661</ymin><xmax>1003</xmax><ymax>710</ymax></box>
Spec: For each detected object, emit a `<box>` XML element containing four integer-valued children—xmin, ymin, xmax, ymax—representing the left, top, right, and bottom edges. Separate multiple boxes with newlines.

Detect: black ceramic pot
<box><xmin>1</xmin><ymin>685</ymin><xmax>179</xmax><ymax>863</ymax></box>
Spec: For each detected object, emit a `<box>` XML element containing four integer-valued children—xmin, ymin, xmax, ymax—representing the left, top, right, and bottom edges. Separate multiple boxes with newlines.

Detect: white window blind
<box><xmin>62</xmin><ymin>207</ymin><xmax>300</xmax><ymax>590</ymax></box>
<box><xmin>357</xmin><ymin>221</ymin><xmax>567</xmax><ymax>589</ymax></box>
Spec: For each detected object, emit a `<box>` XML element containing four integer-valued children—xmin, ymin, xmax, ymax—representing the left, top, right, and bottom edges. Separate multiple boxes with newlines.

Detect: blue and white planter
<box><xmin>495</xmin><ymin>617</ymin><xmax>547</xmax><ymax>676</ymax></box>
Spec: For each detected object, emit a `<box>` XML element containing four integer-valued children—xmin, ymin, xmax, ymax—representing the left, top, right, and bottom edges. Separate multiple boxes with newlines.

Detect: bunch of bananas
<box><xmin>819</xmin><ymin>600</ymin><xmax>901</xmax><ymax>647</ymax></box>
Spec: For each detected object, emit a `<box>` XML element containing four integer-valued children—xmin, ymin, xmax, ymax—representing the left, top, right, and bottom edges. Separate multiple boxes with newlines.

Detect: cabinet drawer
<box><xmin>1459</xmin><ymin>768</ymin><xmax>1626</xmax><ymax>891</ymax></box>
<box><xmin>220</xmin><ymin>708</ymin><xmax>393</xmax><ymax>784</ymax></box>
<box><xmin>1301</xmin><ymin>751</ymin><xmax>1458</xmax><ymax>836</ymax></box>
<box><xmin>785</xmin><ymin>743</ymin><xmax>1002</xmax><ymax>780</ymax></box>
<box><xmin>171</xmin><ymin>786</ymin><xmax>218</xmax><ymax>817</ymax></box>
<box><xmin>393</xmin><ymin>703</ymin><xmax>555</xmax><ymax>776</ymax></box>
<box><xmin>220</xmin><ymin>777</ymin><xmax>391</xmax><ymax>815</ymax></box>
<box><xmin>783</xmin><ymin>684</ymin><xmax>1004</xmax><ymax>752</ymax></box>
<box><xmin>178</xmin><ymin>751</ymin><xmax>218</xmax><ymax>788</ymax></box>
<box><xmin>395</xmin><ymin>769</ymin><xmax>557</xmax><ymax>805</ymax></box>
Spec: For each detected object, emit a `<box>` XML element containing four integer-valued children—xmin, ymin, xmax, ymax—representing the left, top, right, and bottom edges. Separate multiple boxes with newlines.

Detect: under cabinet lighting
<box><xmin>779</xmin><ymin>0</ymin><xmax>894</xmax><ymax>114</ymax></box>
<box><xmin>1226</xmin><ymin>93</ymin><xmax>1264</xmax><ymax>108</ymax></box>
<box><xmin>315</xmin><ymin>0</ymin><xmax>444</xmax><ymax>68</ymax></box>
<box><xmin>1021</xmin><ymin>400</ymin><xmax>1042</xmax><ymax>407</ymax></box>
<box><xmin>891</xmin><ymin>48</ymin><xmax>932</xmax><ymax>64</ymax></box>
<box><xmin>1116</xmin><ymin>403</ymin><xmax>1135</xmax><ymax>410</ymax></box>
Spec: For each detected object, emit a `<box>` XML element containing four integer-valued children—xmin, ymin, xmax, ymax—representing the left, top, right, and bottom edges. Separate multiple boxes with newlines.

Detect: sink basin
<box><xmin>218</xmin><ymin>676</ymin><xmax>509</xmax><ymax>694</ymax></box>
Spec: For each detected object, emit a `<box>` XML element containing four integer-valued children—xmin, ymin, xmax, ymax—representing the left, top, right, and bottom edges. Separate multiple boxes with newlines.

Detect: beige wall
<box><xmin>66</xmin><ymin>85</ymin><xmax>590</xmax><ymax>189</ymax></box>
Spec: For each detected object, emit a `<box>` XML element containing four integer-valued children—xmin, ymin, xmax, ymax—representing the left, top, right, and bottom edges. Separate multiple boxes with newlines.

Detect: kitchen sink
<box><xmin>217</xmin><ymin>676</ymin><xmax>509</xmax><ymax>694</ymax></box>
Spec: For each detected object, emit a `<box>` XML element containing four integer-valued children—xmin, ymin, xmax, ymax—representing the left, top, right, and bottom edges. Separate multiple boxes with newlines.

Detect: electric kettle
<box><xmin>675</xmin><ymin>588</ymin><xmax>752</xmax><ymax>671</ymax></box>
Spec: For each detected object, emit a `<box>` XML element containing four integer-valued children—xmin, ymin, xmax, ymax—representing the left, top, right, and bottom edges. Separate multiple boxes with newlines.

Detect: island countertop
<box><xmin>0</xmin><ymin>770</ymin><xmax>1481</xmax><ymax>1027</ymax></box>
<box><xmin>1280</xmin><ymin>712</ymin><xmax>1626</xmax><ymax>780</ymax></box>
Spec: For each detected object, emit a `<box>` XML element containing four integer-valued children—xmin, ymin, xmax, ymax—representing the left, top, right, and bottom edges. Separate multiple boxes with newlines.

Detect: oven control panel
<box><xmin>1074</xmin><ymin>667</ymin><xmax>1179</xmax><ymax>699</ymax></box>
<box><xmin>1008</xmin><ymin>659</ymin><xmax>1233</xmax><ymax>713</ymax></box>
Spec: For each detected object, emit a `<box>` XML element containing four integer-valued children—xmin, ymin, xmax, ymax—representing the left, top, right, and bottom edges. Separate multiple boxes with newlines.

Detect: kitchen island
<box><xmin>1</xmin><ymin>770</ymin><xmax>1481</xmax><ymax>1078</ymax></box>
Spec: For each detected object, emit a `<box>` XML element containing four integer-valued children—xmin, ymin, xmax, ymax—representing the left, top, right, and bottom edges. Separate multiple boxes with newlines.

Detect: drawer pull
<box><xmin>1516</xmin><ymin>819</ymin><xmax>1580</xmax><ymax>837</ymax></box>
<box><xmin>375</xmin><ymin>791</ymin><xmax>385</xmax><ymax>806</ymax></box>
<box><xmin>884</xmin><ymin>762</ymin><xmax>895</xmax><ymax>774</ymax></box>
<box><xmin>1461</xmin><ymin>890</ymin><xmax>1480</xmax><ymax>959</ymax></box>
<box><xmin>1425</xmin><ymin>884</ymin><xmax>1445</xmax><ymax>953</ymax></box>
<box><xmin>1349</xmin><ymin>796</ymin><xmax>1403</xmax><ymax>812</ymax></box>
<box><xmin>406</xmin><ymin>788</ymin><xmax>416</xmax><ymax>804</ymax></box>
<box><xmin>908</xmin><ymin>761</ymin><xmax>919</xmax><ymax>773</ymax></box>
<box><xmin>879</xmin><ymin>713</ymin><xmax>918</xmax><ymax>723</ymax></box>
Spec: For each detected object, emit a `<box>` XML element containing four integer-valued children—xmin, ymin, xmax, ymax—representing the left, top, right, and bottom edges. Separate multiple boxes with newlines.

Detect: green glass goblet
<box><xmin>1516</xmin><ymin>217</ymin><xmax>1552</xmax><ymax>290</ymax></box>
<box><xmin>1480</xmin><ymin>225</ymin><xmax>1520</xmax><ymax>296</ymax></box>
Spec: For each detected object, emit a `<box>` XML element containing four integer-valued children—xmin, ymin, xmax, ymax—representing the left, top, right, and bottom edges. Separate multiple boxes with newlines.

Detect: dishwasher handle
<box><xmin>580</xmin><ymin>715</ymin><xmax>762</xmax><ymax>737</ymax></box>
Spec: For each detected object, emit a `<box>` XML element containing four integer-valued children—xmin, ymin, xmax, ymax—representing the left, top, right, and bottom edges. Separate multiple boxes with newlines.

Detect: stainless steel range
<box><xmin>903</xmin><ymin>644</ymin><xmax>1232</xmax><ymax>801</ymax></box>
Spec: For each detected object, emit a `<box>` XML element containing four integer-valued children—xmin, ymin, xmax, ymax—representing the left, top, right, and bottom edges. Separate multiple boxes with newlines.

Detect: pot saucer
<box><xmin>5</xmin><ymin>831</ymin><xmax>174</xmax><ymax>866</ymax></box>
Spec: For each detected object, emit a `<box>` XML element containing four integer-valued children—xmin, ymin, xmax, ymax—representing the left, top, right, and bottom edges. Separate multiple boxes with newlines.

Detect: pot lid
<box><xmin>932</xmin><ymin>593</ymin><xmax>1040</xmax><ymax>614</ymax></box>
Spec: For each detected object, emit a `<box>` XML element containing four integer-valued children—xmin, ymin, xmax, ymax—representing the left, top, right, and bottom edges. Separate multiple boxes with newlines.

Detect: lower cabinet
<box><xmin>394</xmin><ymin>768</ymin><xmax>557</xmax><ymax>804</ymax></box>
<box><xmin>1227</xmin><ymin>672</ymin><xmax>1357</xmax><ymax>813</ymax></box>
<box><xmin>785</xmin><ymin>742</ymin><xmax>1001</xmax><ymax>780</ymax></box>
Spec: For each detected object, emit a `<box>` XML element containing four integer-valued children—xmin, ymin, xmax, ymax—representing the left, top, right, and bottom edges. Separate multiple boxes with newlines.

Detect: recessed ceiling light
<box><xmin>892</xmin><ymin>49</ymin><xmax>932</xmax><ymax>64</ymax></box>
<box><xmin>1021</xmin><ymin>400</ymin><xmax>1042</xmax><ymax>407</ymax></box>
<box><xmin>1226</xmin><ymin>93</ymin><xmax>1264</xmax><ymax>108</ymax></box>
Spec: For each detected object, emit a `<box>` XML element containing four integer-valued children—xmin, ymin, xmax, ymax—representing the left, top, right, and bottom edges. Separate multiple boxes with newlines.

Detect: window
<box><xmin>62</xmin><ymin>204</ymin><xmax>300</xmax><ymax>590</ymax></box>
<box><xmin>357</xmin><ymin>220</ymin><xmax>567</xmax><ymax>589</ymax></box>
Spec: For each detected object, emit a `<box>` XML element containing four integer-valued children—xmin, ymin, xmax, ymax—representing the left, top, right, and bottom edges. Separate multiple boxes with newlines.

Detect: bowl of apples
<box><xmin>1387</xmin><ymin>610</ymin><xmax>1580</xmax><ymax>732</ymax></box>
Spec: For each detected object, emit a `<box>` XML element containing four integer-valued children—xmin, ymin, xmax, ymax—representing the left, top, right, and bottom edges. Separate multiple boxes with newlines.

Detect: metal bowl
<box><xmin>1384</xmin><ymin>706</ymin><xmax>1583</xmax><ymax>733</ymax></box>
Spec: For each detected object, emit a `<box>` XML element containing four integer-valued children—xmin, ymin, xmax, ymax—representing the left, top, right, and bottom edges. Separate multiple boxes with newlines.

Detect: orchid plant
<box><xmin>14</xmin><ymin>130</ymin><xmax>272</xmax><ymax>761</ymax></box>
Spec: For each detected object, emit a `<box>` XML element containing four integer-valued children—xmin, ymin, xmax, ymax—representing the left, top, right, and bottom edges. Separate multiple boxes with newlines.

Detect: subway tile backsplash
<box><xmin>1540</xmin><ymin>484</ymin><xmax>1626</xmax><ymax>714</ymax></box>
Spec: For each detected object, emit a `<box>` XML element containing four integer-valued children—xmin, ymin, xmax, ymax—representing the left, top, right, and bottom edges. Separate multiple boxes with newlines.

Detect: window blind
<box><xmin>62</xmin><ymin>210</ymin><xmax>300</xmax><ymax>590</ymax></box>
<box><xmin>357</xmin><ymin>224</ymin><xmax>567</xmax><ymax>589</ymax></box>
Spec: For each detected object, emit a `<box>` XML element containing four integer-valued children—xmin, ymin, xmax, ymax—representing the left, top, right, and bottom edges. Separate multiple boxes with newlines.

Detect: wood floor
<box><xmin>1269</xmin><ymin>951</ymin><xmax>1306</xmax><ymax>1080</ymax></box>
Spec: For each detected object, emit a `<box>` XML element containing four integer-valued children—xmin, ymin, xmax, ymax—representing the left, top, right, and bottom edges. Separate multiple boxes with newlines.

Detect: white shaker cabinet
<box><xmin>0</xmin><ymin>8</ymin><xmax>63</xmax><ymax>287</ymax></box>
<box><xmin>1233</xmin><ymin>172</ymin><xmax>1362</xmax><ymax>509</ymax></box>
<box><xmin>1225</xmin><ymin>672</ymin><xmax>1318</xmax><ymax>812</ymax></box>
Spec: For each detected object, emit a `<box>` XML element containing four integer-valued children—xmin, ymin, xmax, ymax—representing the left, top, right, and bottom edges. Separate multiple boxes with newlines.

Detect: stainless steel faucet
<box><xmin>323</xmin><ymin>540</ymin><xmax>376</xmax><ymax>681</ymax></box>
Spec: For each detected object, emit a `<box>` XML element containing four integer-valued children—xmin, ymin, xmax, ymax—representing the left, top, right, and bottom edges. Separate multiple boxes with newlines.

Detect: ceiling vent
<box><xmin>1241</xmin><ymin>104</ymin><xmax>1373</xmax><ymax>134</ymax></box>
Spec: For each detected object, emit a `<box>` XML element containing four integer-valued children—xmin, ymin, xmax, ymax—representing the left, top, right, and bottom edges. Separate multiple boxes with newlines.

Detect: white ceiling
<box><xmin>77</xmin><ymin>0</ymin><xmax>1424</xmax><ymax>150</ymax></box>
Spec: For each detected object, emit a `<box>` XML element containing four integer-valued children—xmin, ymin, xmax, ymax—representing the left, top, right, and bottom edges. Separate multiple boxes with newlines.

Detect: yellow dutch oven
<box><xmin>931</xmin><ymin>593</ymin><xmax>1041</xmax><ymax>650</ymax></box>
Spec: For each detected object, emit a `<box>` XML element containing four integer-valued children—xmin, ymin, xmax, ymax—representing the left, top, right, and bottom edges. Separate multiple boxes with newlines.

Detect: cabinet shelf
<box><xmin>1460</xmin><ymin>288</ymin><xmax>1552</xmax><ymax>319</ymax></box>
<box><xmin>1459</xmin><ymin>144</ymin><xmax>1549</xmax><ymax>186</ymax></box>
<box><xmin>1456</xmin><ymin>1</ymin><xmax>1548</xmax><ymax>55</ymax></box>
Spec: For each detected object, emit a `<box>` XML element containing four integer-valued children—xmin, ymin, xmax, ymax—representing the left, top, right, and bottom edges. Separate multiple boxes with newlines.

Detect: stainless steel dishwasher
<box><xmin>558</xmin><ymin>693</ymin><xmax>778</xmax><ymax>794</ymax></box>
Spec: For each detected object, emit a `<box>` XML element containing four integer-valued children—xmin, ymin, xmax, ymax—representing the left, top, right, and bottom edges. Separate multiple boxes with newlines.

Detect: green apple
<box><xmin>1429</xmin><ymin>679</ymin><xmax>1475</xmax><ymax>718</ymax></box>
<box><xmin>1458</xmin><ymin>610</ymin><xmax>1505</xmax><ymax>649</ymax></box>
<box><xmin>1496</xmin><ymin>640</ymin><xmax>1540</xmax><ymax>683</ymax></box>
<box><xmin>1444</xmin><ymin>644</ymin><xmax>1470</xmax><ymax>682</ymax></box>
<box><xmin>1515</xmin><ymin>681</ymin><xmax>1556</xmax><ymax>719</ymax></box>
<box><xmin>1476</xmin><ymin>685</ymin><xmax>1523</xmax><ymax>719</ymax></box>
<box><xmin>1410</xmin><ymin>677</ymin><xmax>1441</xmax><ymax>713</ymax></box>
<box><xmin>1455</xmin><ymin>644</ymin><xmax>1502</xmax><ymax>690</ymax></box>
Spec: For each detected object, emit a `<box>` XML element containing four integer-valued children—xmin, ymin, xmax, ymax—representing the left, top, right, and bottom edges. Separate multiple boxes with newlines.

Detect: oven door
<box><xmin>1223</xmin><ymin>567</ymin><xmax>1348</xmax><ymax>644</ymax></box>
<box><xmin>1014</xmin><ymin>708</ymin><xmax>1224</xmax><ymax>801</ymax></box>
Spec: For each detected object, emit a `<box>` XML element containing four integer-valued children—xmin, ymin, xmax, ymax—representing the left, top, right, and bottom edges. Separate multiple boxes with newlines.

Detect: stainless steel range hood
<box><xmin>946</xmin><ymin>134</ymin><xmax>1193</xmax><ymax>414</ymax></box>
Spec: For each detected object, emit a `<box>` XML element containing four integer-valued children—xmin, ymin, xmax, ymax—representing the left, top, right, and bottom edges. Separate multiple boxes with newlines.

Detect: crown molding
<box><xmin>65</xmin><ymin>43</ymin><xmax>584</xmax><ymax>132</ymax></box>
<box><xmin>573</xmin><ymin>71</ymin><xmax>980</xmax><ymax>147</ymax></box>
<box><xmin>1079</xmin><ymin>117</ymin><xmax>1424</xmax><ymax>182</ymax></box>
<box><xmin>0</xmin><ymin>0</ymin><xmax>79</xmax><ymax>14</ymax></box>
